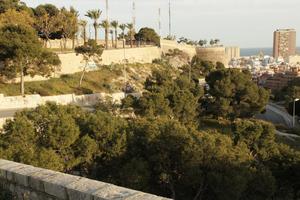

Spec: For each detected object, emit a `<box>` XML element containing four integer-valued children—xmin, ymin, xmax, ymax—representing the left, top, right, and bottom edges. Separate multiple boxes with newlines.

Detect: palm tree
<box><xmin>70</xmin><ymin>7</ymin><xmax>79</xmax><ymax>49</ymax></box>
<box><xmin>214</xmin><ymin>39</ymin><xmax>220</xmax><ymax>45</ymax></box>
<box><xmin>119</xmin><ymin>23</ymin><xmax>126</xmax><ymax>48</ymax></box>
<box><xmin>126</xmin><ymin>23</ymin><xmax>134</xmax><ymax>48</ymax></box>
<box><xmin>110</xmin><ymin>29</ymin><xmax>114</xmax><ymax>48</ymax></box>
<box><xmin>79</xmin><ymin>20</ymin><xmax>88</xmax><ymax>44</ymax></box>
<box><xmin>101</xmin><ymin>20</ymin><xmax>110</xmax><ymax>49</ymax></box>
<box><xmin>85</xmin><ymin>9</ymin><xmax>102</xmax><ymax>42</ymax></box>
<box><xmin>111</xmin><ymin>20</ymin><xmax>119</xmax><ymax>48</ymax></box>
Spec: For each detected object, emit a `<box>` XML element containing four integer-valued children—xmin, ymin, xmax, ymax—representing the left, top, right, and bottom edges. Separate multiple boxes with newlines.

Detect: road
<box><xmin>256</xmin><ymin>104</ymin><xmax>294</xmax><ymax>128</ymax></box>
<box><xmin>255</xmin><ymin>103</ymin><xmax>300</xmax><ymax>140</ymax></box>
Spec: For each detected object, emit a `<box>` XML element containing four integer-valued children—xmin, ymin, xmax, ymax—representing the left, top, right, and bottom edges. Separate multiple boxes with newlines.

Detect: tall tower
<box><xmin>273</xmin><ymin>29</ymin><xmax>296</xmax><ymax>61</ymax></box>
<box><xmin>158</xmin><ymin>8</ymin><xmax>161</xmax><ymax>37</ymax></box>
<box><xmin>168</xmin><ymin>0</ymin><xmax>171</xmax><ymax>37</ymax></box>
<box><xmin>132</xmin><ymin>1</ymin><xmax>136</xmax><ymax>31</ymax></box>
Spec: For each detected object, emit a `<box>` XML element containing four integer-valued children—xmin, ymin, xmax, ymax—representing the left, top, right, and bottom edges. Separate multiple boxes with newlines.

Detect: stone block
<box><xmin>0</xmin><ymin>161</ymin><xmax>24</xmax><ymax>179</ymax></box>
<box><xmin>43</xmin><ymin>172</ymin><xmax>81</xmax><ymax>199</ymax></box>
<box><xmin>66</xmin><ymin>178</ymin><xmax>107</xmax><ymax>200</ymax></box>
<box><xmin>29</xmin><ymin>169</ymin><xmax>58</xmax><ymax>192</ymax></box>
<box><xmin>124</xmin><ymin>193</ymin><xmax>169</xmax><ymax>200</ymax></box>
<box><xmin>10</xmin><ymin>165</ymin><xmax>43</xmax><ymax>187</ymax></box>
<box><xmin>92</xmin><ymin>184</ymin><xmax>138</xmax><ymax>200</ymax></box>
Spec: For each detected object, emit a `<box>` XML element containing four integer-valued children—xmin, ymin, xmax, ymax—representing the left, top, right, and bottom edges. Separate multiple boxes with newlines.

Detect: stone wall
<box><xmin>46</xmin><ymin>38</ymin><xmax>125</xmax><ymax>50</ymax></box>
<box><xmin>0</xmin><ymin>92</ymin><xmax>132</xmax><ymax>110</ymax></box>
<box><xmin>0</xmin><ymin>159</ymin><xmax>171</xmax><ymax>200</ymax></box>
<box><xmin>160</xmin><ymin>39</ymin><xmax>197</xmax><ymax>59</ymax></box>
<box><xmin>16</xmin><ymin>46</ymin><xmax>161</xmax><ymax>83</ymax></box>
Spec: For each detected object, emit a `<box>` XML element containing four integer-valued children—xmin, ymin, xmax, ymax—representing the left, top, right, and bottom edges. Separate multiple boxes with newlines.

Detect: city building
<box><xmin>288</xmin><ymin>55</ymin><xmax>300</xmax><ymax>65</ymax></box>
<box><xmin>273</xmin><ymin>29</ymin><xmax>296</xmax><ymax>61</ymax></box>
<box><xmin>263</xmin><ymin>69</ymin><xmax>300</xmax><ymax>91</ymax></box>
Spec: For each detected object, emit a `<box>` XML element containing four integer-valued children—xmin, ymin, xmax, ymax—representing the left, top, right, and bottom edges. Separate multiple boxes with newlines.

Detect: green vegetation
<box><xmin>275</xmin><ymin>77</ymin><xmax>300</xmax><ymax>117</ymax></box>
<box><xmin>0</xmin><ymin>1</ymin><xmax>299</xmax><ymax>200</ymax></box>
<box><xmin>111</xmin><ymin>20</ymin><xmax>119</xmax><ymax>48</ymax></box>
<box><xmin>0</xmin><ymin>67</ymin><xmax>120</xmax><ymax>96</ymax></box>
<box><xmin>0</xmin><ymin>187</ymin><xmax>13</xmax><ymax>200</ymax></box>
<box><xmin>1</xmin><ymin>101</ymin><xmax>300</xmax><ymax>199</ymax></box>
<box><xmin>205</xmin><ymin>69</ymin><xmax>270</xmax><ymax>119</ymax></box>
<box><xmin>0</xmin><ymin>0</ymin><xmax>27</xmax><ymax>14</ymax></box>
<box><xmin>0</xmin><ymin>63</ymin><xmax>162</xmax><ymax>96</ymax></box>
<box><xmin>177</xmin><ymin>37</ymin><xmax>220</xmax><ymax>47</ymax></box>
<box><xmin>126</xmin><ymin>23</ymin><xmax>134</xmax><ymax>48</ymax></box>
<box><xmin>85</xmin><ymin>9</ymin><xmax>101</xmax><ymax>42</ymax></box>
<box><xmin>0</xmin><ymin>24</ymin><xmax>60</xmax><ymax>96</ymax></box>
<box><xmin>75</xmin><ymin>39</ymin><xmax>104</xmax><ymax>87</ymax></box>
<box><xmin>135</xmin><ymin>27</ymin><xmax>160</xmax><ymax>46</ymax></box>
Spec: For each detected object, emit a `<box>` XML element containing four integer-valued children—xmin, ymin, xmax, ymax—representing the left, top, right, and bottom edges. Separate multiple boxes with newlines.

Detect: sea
<box><xmin>240</xmin><ymin>47</ymin><xmax>300</xmax><ymax>57</ymax></box>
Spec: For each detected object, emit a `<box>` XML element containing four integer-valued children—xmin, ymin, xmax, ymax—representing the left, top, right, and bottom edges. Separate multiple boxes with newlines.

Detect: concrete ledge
<box><xmin>0</xmin><ymin>159</ymin><xmax>171</xmax><ymax>200</ymax></box>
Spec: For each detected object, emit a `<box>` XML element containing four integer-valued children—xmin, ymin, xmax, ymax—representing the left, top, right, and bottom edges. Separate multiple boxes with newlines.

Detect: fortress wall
<box><xmin>196</xmin><ymin>47</ymin><xmax>229</xmax><ymax>66</ymax></box>
<box><xmin>160</xmin><ymin>39</ymin><xmax>197</xmax><ymax>59</ymax></box>
<box><xmin>0</xmin><ymin>159</ymin><xmax>170</xmax><ymax>200</ymax></box>
<box><xmin>15</xmin><ymin>46</ymin><xmax>161</xmax><ymax>83</ymax></box>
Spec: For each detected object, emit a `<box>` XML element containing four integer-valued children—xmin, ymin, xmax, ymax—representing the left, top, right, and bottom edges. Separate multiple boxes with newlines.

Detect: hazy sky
<box><xmin>22</xmin><ymin>0</ymin><xmax>299</xmax><ymax>48</ymax></box>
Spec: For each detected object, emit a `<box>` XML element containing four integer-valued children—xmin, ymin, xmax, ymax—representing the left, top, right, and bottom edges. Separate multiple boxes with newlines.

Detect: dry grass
<box><xmin>0</xmin><ymin>63</ymin><xmax>164</xmax><ymax>96</ymax></box>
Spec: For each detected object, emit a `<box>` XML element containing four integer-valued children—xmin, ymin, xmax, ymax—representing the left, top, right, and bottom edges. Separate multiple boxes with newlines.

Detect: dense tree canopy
<box><xmin>135</xmin><ymin>27</ymin><xmax>160</xmax><ymax>46</ymax></box>
<box><xmin>0</xmin><ymin>1</ymin><xmax>298</xmax><ymax>200</ymax></box>
<box><xmin>1</xmin><ymin>103</ymin><xmax>300</xmax><ymax>199</ymax></box>
<box><xmin>0</xmin><ymin>0</ymin><xmax>27</xmax><ymax>13</ymax></box>
<box><xmin>0</xmin><ymin>24</ymin><xmax>61</xmax><ymax>96</ymax></box>
<box><xmin>0</xmin><ymin>9</ymin><xmax>34</xmax><ymax>28</ymax></box>
<box><xmin>205</xmin><ymin>69</ymin><xmax>270</xmax><ymax>119</ymax></box>
<box><xmin>33</xmin><ymin>4</ymin><xmax>60</xmax><ymax>45</ymax></box>
<box><xmin>123</xmin><ymin>69</ymin><xmax>204</xmax><ymax>126</ymax></box>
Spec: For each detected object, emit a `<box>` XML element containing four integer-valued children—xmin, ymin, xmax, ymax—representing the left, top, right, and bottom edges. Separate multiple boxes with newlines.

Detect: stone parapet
<box><xmin>0</xmin><ymin>159</ymin><xmax>171</xmax><ymax>200</ymax></box>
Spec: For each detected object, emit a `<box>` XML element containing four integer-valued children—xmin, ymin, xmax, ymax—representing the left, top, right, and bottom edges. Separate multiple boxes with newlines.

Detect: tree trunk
<box><xmin>64</xmin><ymin>37</ymin><xmax>67</xmax><ymax>50</ymax></box>
<box><xmin>130</xmin><ymin>32</ymin><xmax>133</xmax><ymax>48</ymax></box>
<box><xmin>83</xmin><ymin>28</ymin><xmax>87</xmax><ymax>44</ymax></box>
<box><xmin>169</xmin><ymin>183</ymin><xmax>176</xmax><ymax>200</ymax></box>
<box><xmin>122</xmin><ymin>32</ymin><xmax>125</xmax><ymax>48</ymax></box>
<box><xmin>60</xmin><ymin>40</ymin><xmax>63</xmax><ymax>52</ymax></box>
<box><xmin>115</xmin><ymin>29</ymin><xmax>118</xmax><ymax>48</ymax></box>
<box><xmin>94</xmin><ymin>24</ymin><xmax>98</xmax><ymax>42</ymax></box>
<box><xmin>111</xmin><ymin>35</ymin><xmax>114</xmax><ymax>48</ymax></box>
<box><xmin>72</xmin><ymin>37</ymin><xmax>75</xmax><ymax>49</ymax></box>
<box><xmin>193</xmin><ymin>174</ymin><xmax>207</xmax><ymax>200</ymax></box>
<box><xmin>79</xmin><ymin>61</ymin><xmax>88</xmax><ymax>87</ymax></box>
<box><xmin>105</xmin><ymin>28</ymin><xmax>109</xmax><ymax>49</ymax></box>
<box><xmin>20</xmin><ymin>66</ymin><xmax>25</xmax><ymax>97</ymax></box>
<box><xmin>48</xmin><ymin>39</ymin><xmax>52</xmax><ymax>49</ymax></box>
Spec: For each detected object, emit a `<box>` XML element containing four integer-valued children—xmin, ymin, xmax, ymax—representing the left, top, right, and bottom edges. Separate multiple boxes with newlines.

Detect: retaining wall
<box><xmin>0</xmin><ymin>92</ymin><xmax>130</xmax><ymax>110</ymax></box>
<box><xmin>0</xmin><ymin>159</ymin><xmax>171</xmax><ymax>200</ymax></box>
<box><xmin>17</xmin><ymin>46</ymin><xmax>161</xmax><ymax>82</ymax></box>
<box><xmin>160</xmin><ymin>39</ymin><xmax>197</xmax><ymax>59</ymax></box>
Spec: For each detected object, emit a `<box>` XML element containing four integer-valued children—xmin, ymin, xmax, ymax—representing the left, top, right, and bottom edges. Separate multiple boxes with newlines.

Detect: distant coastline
<box><xmin>241</xmin><ymin>47</ymin><xmax>300</xmax><ymax>57</ymax></box>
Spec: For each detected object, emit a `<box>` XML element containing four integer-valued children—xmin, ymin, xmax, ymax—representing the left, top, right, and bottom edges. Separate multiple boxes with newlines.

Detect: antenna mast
<box><xmin>106</xmin><ymin>0</ymin><xmax>109</xmax><ymax>22</ymax></box>
<box><xmin>132</xmin><ymin>1</ymin><xmax>136</xmax><ymax>31</ymax></box>
<box><xmin>169</xmin><ymin>0</ymin><xmax>171</xmax><ymax>37</ymax></box>
<box><xmin>158</xmin><ymin>8</ymin><xmax>161</xmax><ymax>37</ymax></box>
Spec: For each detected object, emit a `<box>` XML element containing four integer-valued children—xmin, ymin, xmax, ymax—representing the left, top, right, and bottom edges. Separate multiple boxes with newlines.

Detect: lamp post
<box><xmin>293</xmin><ymin>98</ymin><xmax>299</xmax><ymax>127</ymax></box>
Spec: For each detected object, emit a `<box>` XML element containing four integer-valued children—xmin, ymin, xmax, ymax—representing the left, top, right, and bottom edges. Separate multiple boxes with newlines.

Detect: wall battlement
<box><xmin>0</xmin><ymin>159</ymin><xmax>171</xmax><ymax>200</ymax></box>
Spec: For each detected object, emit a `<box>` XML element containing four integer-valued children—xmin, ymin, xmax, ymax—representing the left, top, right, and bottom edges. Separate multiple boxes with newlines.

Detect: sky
<box><xmin>22</xmin><ymin>0</ymin><xmax>300</xmax><ymax>48</ymax></box>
